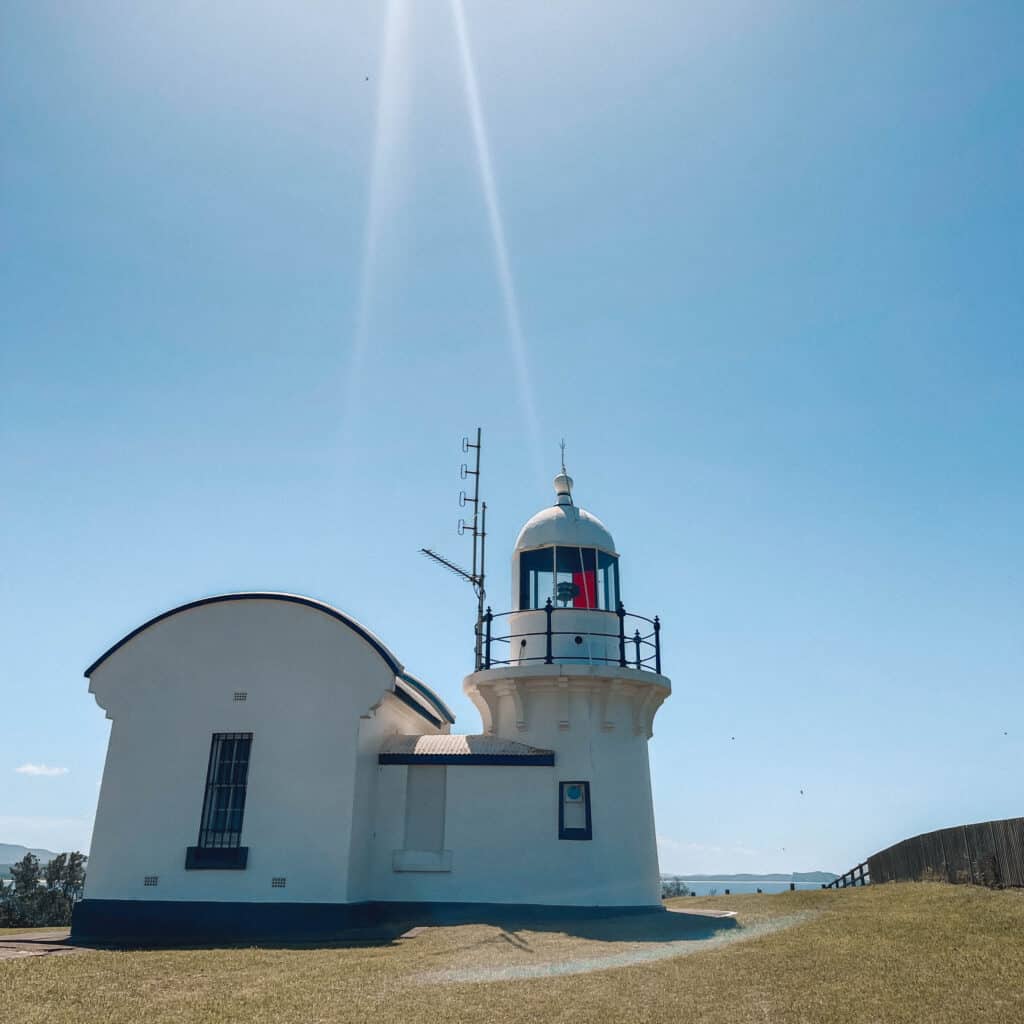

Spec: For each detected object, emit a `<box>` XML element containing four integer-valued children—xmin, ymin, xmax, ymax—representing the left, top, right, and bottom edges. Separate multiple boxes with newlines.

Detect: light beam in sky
<box><xmin>450</xmin><ymin>0</ymin><xmax>544</xmax><ymax>475</ymax></box>
<box><xmin>343</xmin><ymin>0</ymin><xmax>411</xmax><ymax>450</ymax></box>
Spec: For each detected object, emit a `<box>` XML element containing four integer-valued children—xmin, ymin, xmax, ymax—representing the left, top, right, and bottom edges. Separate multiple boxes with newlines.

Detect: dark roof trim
<box><xmin>379</xmin><ymin>753</ymin><xmax>555</xmax><ymax>766</ymax></box>
<box><xmin>398</xmin><ymin>672</ymin><xmax>455</xmax><ymax>725</ymax></box>
<box><xmin>391</xmin><ymin>685</ymin><xmax>443</xmax><ymax>729</ymax></box>
<box><xmin>84</xmin><ymin>592</ymin><xmax>403</xmax><ymax>678</ymax></box>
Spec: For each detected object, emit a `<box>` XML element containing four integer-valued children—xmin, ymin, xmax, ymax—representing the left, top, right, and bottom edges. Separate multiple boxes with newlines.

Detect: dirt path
<box><xmin>414</xmin><ymin>911</ymin><xmax>815</xmax><ymax>984</ymax></box>
<box><xmin>0</xmin><ymin>929</ymin><xmax>77</xmax><ymax>961</ymax></box>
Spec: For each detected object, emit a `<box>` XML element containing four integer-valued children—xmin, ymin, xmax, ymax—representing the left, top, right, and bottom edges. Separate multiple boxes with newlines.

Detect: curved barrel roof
<box><xmin>84</xmin><ymin>592</ymin><xmax>454</xmax><ymax>725</ymax></box>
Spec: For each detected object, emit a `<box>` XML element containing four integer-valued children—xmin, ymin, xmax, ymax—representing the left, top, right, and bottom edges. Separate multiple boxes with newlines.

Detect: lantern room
<box><xmin>481</xmin><ymin>470</ymin><xmax>655</xmax><ymax>669</ymax></box>
<box><xmin>513</xmin><ymin>473</ymin><xmax>620</xmax><ymax>612</ymax></box>
<box><xmin>476</xmin><ymin>466</ymin><xmax>662</xmax><ymax>672</ymax></box>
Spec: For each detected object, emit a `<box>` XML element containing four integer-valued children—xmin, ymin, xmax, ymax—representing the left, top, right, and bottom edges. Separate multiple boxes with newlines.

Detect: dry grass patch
<box><xmin>3</xmin><ymin>884</ymin><xmax>1023</xmax><ymax>1023</ymax></box>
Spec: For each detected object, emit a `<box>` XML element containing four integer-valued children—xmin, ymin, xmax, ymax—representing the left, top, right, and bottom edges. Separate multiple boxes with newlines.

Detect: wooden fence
<box><xmin>868</xmin><ymin>816</ymin><xmax>1024</xmax><ymax>887</ymax></box>
<box><xmin>825</xmin><ymin>862</ymin><xmax>869</xmax><ymax>888</ymax></box>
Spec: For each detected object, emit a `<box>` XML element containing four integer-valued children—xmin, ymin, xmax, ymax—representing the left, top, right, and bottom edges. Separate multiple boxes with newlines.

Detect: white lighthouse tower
<box><xmin>463</xmin><ymin>465</ymin><xmax>672</xmax><ymax>906</ymax></box>
<box><xmin>73</xmin><ymin>449</ymin><xmax>674</xmax><ymax>943</ymax></box>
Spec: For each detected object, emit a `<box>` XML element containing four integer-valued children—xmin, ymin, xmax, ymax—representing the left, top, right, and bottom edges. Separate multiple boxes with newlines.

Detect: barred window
<box><xmin>197</xmin><ymin>733</ymin><xmax>252</xmax><ymax>849</ymax></box>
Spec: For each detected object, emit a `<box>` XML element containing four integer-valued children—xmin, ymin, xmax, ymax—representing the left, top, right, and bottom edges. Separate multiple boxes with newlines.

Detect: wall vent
<box><xmin>233</xmin><ymin>692</ymin><xmax>248</xmax><ymax>702</ymax></box>
<box><xmin>271</xmin><ymin>877</ymin><xmax>286</xmax><ymax>888</ymax></box>
<box><xmin>143</xmin><ymin>876</ymin><xmax>159</xmax><ymax>887</ymax></box>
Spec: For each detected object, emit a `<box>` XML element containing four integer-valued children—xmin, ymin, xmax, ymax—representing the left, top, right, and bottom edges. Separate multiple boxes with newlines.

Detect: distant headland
<box><xmin>663</xmin><ymin>872</ymin><xmax>839</xmax><ymax>884</ymax></box>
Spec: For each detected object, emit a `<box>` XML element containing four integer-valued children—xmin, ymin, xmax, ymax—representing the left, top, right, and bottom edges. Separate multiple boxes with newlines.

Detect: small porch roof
<box><xmin>378</xmin><ymin>734</ymin><xmax>554</xmax><ymax>766</ymax></box>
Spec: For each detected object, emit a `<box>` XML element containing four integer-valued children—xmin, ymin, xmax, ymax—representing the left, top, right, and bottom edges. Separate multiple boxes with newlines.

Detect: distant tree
<box><xmin>3</xmin><ymin>852</ymin><xmax>43</xmax><ymax>926</ymax></box>
<box><xmin>45</xmin><ymin>852</ymin><xmax>87</xmax><ymax>902</ymax></box>
<box><xmin>661</xmin><ymin>876</ymin><xmax>691</xmax><ymax>899</ymax></box>
<box><xmin>0</xmin><ymin>851</ymin><xmax>87</xmax><ymax>927</ymax></box>
<box><xmin>0</xmin><ymin>877</ymin><xmax>11</xmax><ymax>927</ymax></box>
<box><xmin>39</xmin><ymin>851</ymin><xmax>88</xmax><ymax>925</ymax></box>
<box><xmin>10</xmin><ymin>852</ymin><xmax>42</xmax><ymax>897</ymax></box>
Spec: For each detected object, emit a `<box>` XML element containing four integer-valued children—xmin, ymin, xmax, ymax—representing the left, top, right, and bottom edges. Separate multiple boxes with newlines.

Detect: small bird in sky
<box><xmin>731</xmin><ymin>736</ymin><xmax>735</xmax><ymax>741</ymax></box>
<box><xmin>800</xmin><ymin>789</ymin><xmax>804</xmax><ymax>795</ymax></box>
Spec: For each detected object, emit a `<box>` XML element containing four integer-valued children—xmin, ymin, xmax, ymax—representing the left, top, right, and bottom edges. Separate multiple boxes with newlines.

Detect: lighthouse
<box><xmin>463</xmin><ymin>466</ymin><xmax>672</xmax><ymax>906</ymax></box>
<box><xmin>73</xmin><ymin>452</ymin><xmax>673</xmax><ymax>946</ymax></box>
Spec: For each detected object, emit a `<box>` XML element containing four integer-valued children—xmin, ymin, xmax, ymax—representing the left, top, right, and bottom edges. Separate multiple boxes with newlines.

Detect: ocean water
<box><xmin>672</xmin><ymin>880</ymin><xmax>827</xmax><ymax>896</ymax></box>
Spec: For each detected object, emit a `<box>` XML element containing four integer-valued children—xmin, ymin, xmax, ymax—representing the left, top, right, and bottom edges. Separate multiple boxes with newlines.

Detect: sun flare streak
<box><xmin>343</xmin><ymin>0</ymin><xmax>411</xmax><ymax>448</ymax></box>
<box><xmin>450</xmin><ymin>0</ymin><xmax>543</xmax><ymax>472</ymax></box>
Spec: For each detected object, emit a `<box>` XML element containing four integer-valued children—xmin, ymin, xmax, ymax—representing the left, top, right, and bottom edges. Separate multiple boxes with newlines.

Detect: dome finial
<box><xmin>554</xmin><ymin>438</ymin><xmax>573</xmax><ymax>506</ymax></box>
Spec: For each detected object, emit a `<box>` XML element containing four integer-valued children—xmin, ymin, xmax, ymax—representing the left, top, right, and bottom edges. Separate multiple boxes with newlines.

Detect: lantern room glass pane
<box><xmin>520</xmin><ymin>547</ymin><xmax>617</xmax><ymax>610</ymax></box>
<box><xmin>519</xmin><ymin>548</ymin><xmax>555</xmax><ymax>610</ymax></box>
<box><xmin>554</xmin><ymin>547</ymin><xmax>598</xmax><ymax>608</ymax></box>
<box><xmin>597</xmin><ymin>551</ymin><xmax>619</xmax><ymax>610</ymax></box>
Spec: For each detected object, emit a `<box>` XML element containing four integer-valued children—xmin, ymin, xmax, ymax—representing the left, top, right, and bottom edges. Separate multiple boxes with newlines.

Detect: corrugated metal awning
<box><xmin>378</xmin><ymin>734</ymin><xmax>555</xmax><ymax>766</ymax></box>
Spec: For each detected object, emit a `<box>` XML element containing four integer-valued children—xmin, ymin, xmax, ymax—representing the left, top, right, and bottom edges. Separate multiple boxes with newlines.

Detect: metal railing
<box><xmin>824</xmin><ymin>862</ymin><xmax>870</xmax><ymax>888</ymax></box>
<box><xmin>477</xmin><ymin>600</ymin><xmax>662</xmax><ymax>673</ymax></box>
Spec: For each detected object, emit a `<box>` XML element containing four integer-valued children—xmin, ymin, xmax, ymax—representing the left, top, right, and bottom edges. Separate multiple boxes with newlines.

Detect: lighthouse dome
<box><xmin>514</xmin><ymin>474</ymin><xmax>616</xmax><ymax>554</ymax></box>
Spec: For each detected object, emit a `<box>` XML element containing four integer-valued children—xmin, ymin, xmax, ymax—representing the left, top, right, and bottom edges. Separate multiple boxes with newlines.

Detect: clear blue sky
<box><xmin>2</xmin><ymin>1</ymin><xmax>1021</xmax><ymax>874</ymax></box>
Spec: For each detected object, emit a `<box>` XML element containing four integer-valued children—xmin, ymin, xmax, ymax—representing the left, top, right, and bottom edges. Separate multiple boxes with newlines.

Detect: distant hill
<box><xmin>0</xmin><ymin>843</ymin><xmax>60</xmax><ymax>878</ymax></box>
<box><xmin>661</xmin><ymin>871</ymin><xmax>839</xmax><ymax>884</ymax></box>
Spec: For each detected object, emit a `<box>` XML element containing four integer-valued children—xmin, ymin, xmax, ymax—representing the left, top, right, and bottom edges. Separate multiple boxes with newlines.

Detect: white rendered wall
<box><xmin>366</xmin><ymin>760</ymin><xmax>657</xmax><ymax>907</ymax></box>
<box><xmin>85</xmin><ymin>598</ymin><xmax>437</xmax><ymax>904</ymax></box>
<box><xmin>345</xmin><ymin>690</ymin><xmax>435</xmax><ymax>900</ymax></box>
<box><xmin>364</xmin><ymin>666</ymin><xmax>669</xmax><ymax>907</ymax></box>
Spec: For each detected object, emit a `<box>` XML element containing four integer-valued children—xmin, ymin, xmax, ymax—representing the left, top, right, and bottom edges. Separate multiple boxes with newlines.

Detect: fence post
<box><xmin>483</xmin><ymin>607</ymin><xmax>493</xmax><ymax>670</ymax></box>
<box><xmin>990</xmin><ymin>820</ymin><xmax>1000</xmax><ymax>887</ymax></box>
<box><xmin>965</xmin><ymin>825</ymin><xmax>975</xmax><ymax>885</ymax></box>
<box><xmin>544</xmin><ymin>599</ymin><xmax>554</xmax><ymax>665</ymax></box>
<box><xmin>633</xmin><ymin>629</ymin><xmax>642</xmax><ymax>670</ymax></box>
<box><xmin>653</xmin><ymin>616</ymin><xmax>661</xmax><ymax>674</ymax></box>
<box><xmin>617</xmin><ymin>602</ymin><xmax>627</xmax><ymax>667</ymax></box>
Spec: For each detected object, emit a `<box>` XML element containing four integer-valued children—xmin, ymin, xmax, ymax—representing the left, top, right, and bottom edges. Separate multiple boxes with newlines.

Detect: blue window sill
<box><xmin>185</xmin><ymin>846</ymin><xmax>248</xmax><ymax>870</ymax></box>
<box><xmin>558</xmin><ymin>829</ymin><xmax>593</xmax><ymax>841</ymax></box>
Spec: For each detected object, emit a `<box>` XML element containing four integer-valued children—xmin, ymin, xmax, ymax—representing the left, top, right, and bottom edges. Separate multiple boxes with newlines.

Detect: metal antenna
<box><xmin>560</xmin><ymin>437</ymin><xmax>567</xmax><ymax>474</ymax></box>
<box><xmin>420</xmin><ymin>428</ymin><xmax>488</xmax><ymax>670</ymax></box>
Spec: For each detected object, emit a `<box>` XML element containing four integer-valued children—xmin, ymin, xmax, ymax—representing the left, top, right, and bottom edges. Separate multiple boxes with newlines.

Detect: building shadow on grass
<box><xmin>69</xmin><ymin>904</ymin><xmax>738</xmax><ymax>951</ymax></box>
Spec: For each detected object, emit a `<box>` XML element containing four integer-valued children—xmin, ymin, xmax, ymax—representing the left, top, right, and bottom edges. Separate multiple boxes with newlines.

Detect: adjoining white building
<box><xmin>72</xmin><ymin>470</ymin><xmax>671</xmax><ymax>943</ymax></box>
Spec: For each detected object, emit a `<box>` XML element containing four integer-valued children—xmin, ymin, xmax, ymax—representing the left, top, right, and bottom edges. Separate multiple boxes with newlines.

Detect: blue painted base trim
<box><xmin>71</xmin><ymin>898</ymin><xmax>662</xmax><ymax>946</ymax></box>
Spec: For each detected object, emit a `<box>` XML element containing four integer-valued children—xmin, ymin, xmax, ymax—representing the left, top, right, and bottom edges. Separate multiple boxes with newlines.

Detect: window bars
<box><xmin>196</xmin><ymin>733</ymin><xmax>252</xmax><ymax>849</ymax></box>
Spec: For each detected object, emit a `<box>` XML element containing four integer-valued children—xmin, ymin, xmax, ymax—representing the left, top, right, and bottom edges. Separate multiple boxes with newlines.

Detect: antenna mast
<box><xmin>421</xmin><ymin>428</ymin><xmax>488</xmax><ymax>670</ymax></box>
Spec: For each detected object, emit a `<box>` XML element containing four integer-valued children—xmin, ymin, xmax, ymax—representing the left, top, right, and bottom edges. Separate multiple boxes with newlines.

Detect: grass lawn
<box><xmin>2</xmin><ymin>884</ymin><xmax>1023</xmax><ymax>1023</ymax></box>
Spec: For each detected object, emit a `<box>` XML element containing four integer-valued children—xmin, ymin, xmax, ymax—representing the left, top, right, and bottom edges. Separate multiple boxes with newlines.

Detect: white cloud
<box><xmin>14</xmin><ymin>763</ymin><xmax>69</xmax><ymax>777</ymax></box>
